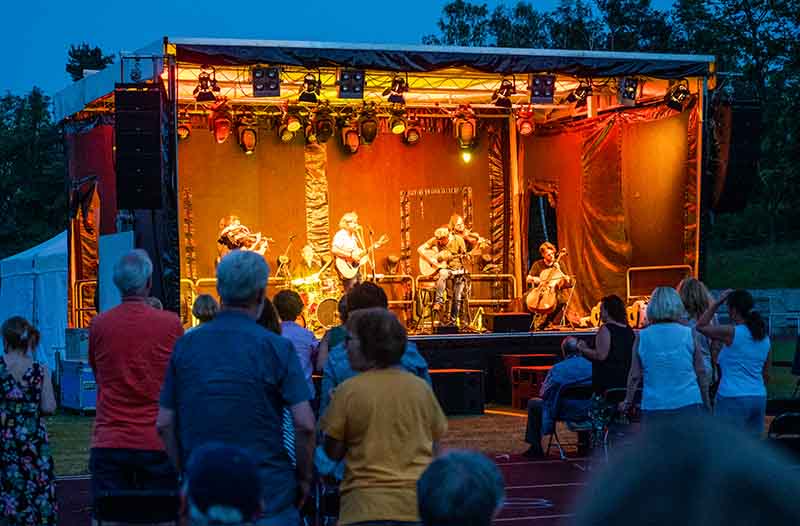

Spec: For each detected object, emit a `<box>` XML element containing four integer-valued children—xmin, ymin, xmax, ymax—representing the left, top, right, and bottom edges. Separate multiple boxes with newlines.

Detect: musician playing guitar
<box><xmin>331</xmin><ymin>212</ymin><xmax>365</xmax><ymax>291</ymax></box>
<box><xmin>418</xmin><ymin>227</ymin><xmax>468</xmax><ymax>325</ymax></box>
<box><xmin>526</xmin><ymin>241</ymin><xmax>573</xmax><ymax>331</ymax></box>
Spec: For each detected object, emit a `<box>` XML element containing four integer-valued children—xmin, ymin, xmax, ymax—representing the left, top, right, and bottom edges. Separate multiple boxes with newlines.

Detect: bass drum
<box><xmin>315</xmin><ymin>297</ymin><xmax>341</xmax><ymax>329</ymax></box>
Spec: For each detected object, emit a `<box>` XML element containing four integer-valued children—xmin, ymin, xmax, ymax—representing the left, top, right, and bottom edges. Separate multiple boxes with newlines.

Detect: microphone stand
<box><xmin>275</xmin><ymin>236</ymin><xmax>295</xmax><ymax>282</ymax></box>
<box><xmin>367</xmin><ymin>226</ymin><xmax>377</xmax><ymax>281</ymax></box>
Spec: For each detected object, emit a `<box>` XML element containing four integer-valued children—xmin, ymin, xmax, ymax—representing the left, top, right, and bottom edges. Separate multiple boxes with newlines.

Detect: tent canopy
<box><xmin>0</xmin><ymin>231</ymin><xmax>68</xmax><ymax>369</ymax></box>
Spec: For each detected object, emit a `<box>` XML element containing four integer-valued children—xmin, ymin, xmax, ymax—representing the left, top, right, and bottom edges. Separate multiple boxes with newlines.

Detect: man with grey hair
<box><xmin>418</xmin><ymin>450</ymin><xmax>505</xmax><ymax>526</ymax></box>
<box><xmin>158</xmin><ymin>250</ymin><xmax>315</xmax><ymax>526</ymax></box>
<box><xmin>88</xmin><ymin>249</ymin><xmax>184</xmax><ymax>521</ymax></box>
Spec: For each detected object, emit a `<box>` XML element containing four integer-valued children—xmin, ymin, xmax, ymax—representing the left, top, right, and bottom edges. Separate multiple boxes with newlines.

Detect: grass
<box><xmin>46</xmin><ymin>412</ymin><xmax>93</xmax><ymax>476</ymax></box>
<box><xmin>705</xmin><ymin>240</ymin><xmax>800</xmax><ymax>289</ymax></box>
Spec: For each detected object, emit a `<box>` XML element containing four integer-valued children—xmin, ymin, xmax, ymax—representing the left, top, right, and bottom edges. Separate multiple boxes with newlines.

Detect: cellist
<box><xmin>525</xmin><ymin>242</ymin><xmax>573</xmax><ymax>331</ymax></box>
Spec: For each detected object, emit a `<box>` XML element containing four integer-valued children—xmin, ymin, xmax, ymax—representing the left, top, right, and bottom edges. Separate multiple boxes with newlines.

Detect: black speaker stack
<box><xmin>114</xmin><ymin>84</ymin><xmax>167</xmax><ymax>210</ymax></box>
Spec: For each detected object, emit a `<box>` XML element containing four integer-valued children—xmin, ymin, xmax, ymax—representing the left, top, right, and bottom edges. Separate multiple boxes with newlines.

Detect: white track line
<box><xmin>506</xmin><ymin>482</ymin><xmax>586</xmax><ymax>490</ymax></box>
<box><xmin>495</xmin><ymin>513</ymin><xmax>574</xmax><ymax>522</ymax></box>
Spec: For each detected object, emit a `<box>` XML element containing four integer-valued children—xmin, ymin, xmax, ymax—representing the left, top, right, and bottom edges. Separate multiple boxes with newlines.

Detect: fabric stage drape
<box><xmin>522</xmin><ymin>101</ymin><xmax>698</xmax><ymax>317</ymax></box>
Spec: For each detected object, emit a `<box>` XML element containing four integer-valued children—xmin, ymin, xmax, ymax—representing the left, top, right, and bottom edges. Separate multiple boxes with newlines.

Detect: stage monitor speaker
<box><xmin>484</xmin><ymin>312</ymin><xmax>532</xmax><ymax>333</ymax></box>
<box><xmin>712</xmin><ymin>100</ymin><xmax>760</xmax><ymax>213</ymax></box>
<box><xmin>434</xmin><ymin>324</ymin><xmax>460</xmax><ymax>335</ymax></box>
<box><xmin>430</xmin><ymin>369</ymin><xmax>484</xmax><ymax>415</ymax></box>
<box><xmin>115</xmin><ymin>84</ymin><xmax>165</xmax><ymax>210</ymax></box>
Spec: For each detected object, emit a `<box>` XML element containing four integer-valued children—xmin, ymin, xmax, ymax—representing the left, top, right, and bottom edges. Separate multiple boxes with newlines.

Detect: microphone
<box><xmin>288</xmin><ymin>234</ymin><xmax>296</xmax><ymax>241</ymax></box>
<box><xmin>368</xmin><ymin>226</ymin><xmax>374</xmax><ymax>235</ymax></box>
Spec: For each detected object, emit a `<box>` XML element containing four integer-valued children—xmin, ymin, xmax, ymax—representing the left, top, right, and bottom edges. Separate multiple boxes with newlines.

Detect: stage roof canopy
<box><xmin>54</xmin><ymin>37</ymin><xmax>714</xmax><ymax>121</ymax></box>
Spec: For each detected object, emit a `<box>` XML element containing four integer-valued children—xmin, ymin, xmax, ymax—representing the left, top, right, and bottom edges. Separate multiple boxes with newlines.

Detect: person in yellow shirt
<box><xmin>320</xmin><ymin>307</ymin><xmax>448</xmax><ymax>525</ymax></box>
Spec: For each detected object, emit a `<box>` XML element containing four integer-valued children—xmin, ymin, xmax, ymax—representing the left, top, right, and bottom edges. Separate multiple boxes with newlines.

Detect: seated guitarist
<box><xmin>331</xmin><ymin>212</ymin><xmax>363</xmax><ymax>292</ymax></box>
<box><xmin>418</xmin><ymin>227</ymin><xmax>468</xmax><ymax>325</ymax></box>
<box><xmin>526</xmin><ymin>241</ymin><xmax>573</xmax><ymax>331</ymax></box>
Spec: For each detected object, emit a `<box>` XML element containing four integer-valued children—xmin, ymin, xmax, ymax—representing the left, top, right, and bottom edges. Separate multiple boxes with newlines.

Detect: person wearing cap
<box><xmin>158</xmin><ymin>250</ymin><xmax>315</xmax><ymax>526</ymax></box>
<box><xmin>183</xmin><ymin>443</ymin><xmax>263</xmax><ymax>525</ymax></box>
<box><xmin>417</xmin><ymin>226</ymin><xmax>468</xmax><ymax>325</ymax></box>
<box><xmin>521</xmin><ymin>336</ymin><xmax>592</xmax><ymax>459</ymax></box>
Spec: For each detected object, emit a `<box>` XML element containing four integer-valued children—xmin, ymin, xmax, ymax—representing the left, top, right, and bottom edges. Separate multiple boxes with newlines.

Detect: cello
<box><xmin>525</xmin><ymin>248</ymin><xmax>569</xmax><ymax>314</ymax></box>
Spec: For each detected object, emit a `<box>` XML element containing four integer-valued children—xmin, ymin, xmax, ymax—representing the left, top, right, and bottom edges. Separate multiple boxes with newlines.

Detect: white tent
<box><xmin>0</xmin><ymin>231</ymin><xmax>68</xmax><ymax>369</ymax></box>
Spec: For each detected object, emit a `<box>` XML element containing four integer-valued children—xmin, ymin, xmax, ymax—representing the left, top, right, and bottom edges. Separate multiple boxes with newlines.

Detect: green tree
<box><xmin>66</xmin><ymin>43</ymin><xmax>114</xmax><ymax>82</ymax></box>
<box><xmin>0</xmin><ymin>88</ymin><xmax>66</xmax><ymax>257</ymax></box>
<box><xmin>595</xmin><ymin>0</ymin><xmax>674</xmax><ymax>51</ymax></box>
<box><xmin>489</xmin><ymin>3</ymin><xmax>551</xmax><ymax>48</ymax></box>
<box><xmin>547</xmin><ymin>0</ymin><xmax>605</xmax><ymax>50</ymax></box>
<box><xmin>423</xmin><ymin>0</ymin><xmax>490</xmax><ymax>46</ymax></box>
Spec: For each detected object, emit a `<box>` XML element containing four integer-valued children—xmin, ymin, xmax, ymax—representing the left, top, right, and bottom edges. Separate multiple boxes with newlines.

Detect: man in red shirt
<box><xmin>88</xmin><ymin>249</ymin><xmax>184</xmax><ymax>518</ymax></box>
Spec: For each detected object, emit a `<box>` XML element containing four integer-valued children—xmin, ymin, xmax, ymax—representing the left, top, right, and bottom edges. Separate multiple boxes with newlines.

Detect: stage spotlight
<box><xmin>529</xmin><ymin>74</ymin><xmax>555</xmax><ymax>104</ymax></box>
<box><xmin>358</xmin><ymin>103</ymin><xmax>379</xmax><ymax>144</ymax></box>
<box><xmin>403</xmin><ymin>121</ymin><xmax>422</xmax><ymax>145</ymax></box>
<box><xmin>383</xmin><ymin>75</ymin><xmax>408</xmax><ymax>104</ymax></box>
<box><xmin>194</xmin><ymin>65</ymin><xmax>221</xmax><ymax>103</ymax></box>
<box><xmin>299</xmin><ymin>72</ymin><xmax>320</xmax><ymax>103</ymax></box>
<box><xmin>665</xmin><ymin>80</ymin><xmax>691</xmax><ymax>111</ymax></box>
<box><xmin>461</xmin><ymin>150</ymin><xmax>473</xmax><ymax>163</ymax></box>
<box><xmin>341</xmin><ymin>122</ymin><xmax>361</xmax><ymax>153</ymax></box>
<box><xmin>177</xmin><ymin>113</ymin><xmax>191</xmax><ymax>140</ymax></box>
<box><xmin>253</xmin><ymin>66</ymin><xmax>280</xmax><ymax>97</ymax></box>
<box><xmin>285</xmin><ymin>114</ymin><xmax>302</xmax><ymax>132</ymax></box>
<box><xmin>492</xmin><ymin>77</ymin><xmax>516</xmax><ymax>108</ymax></box>
<box><xmin>515</xmin><ymin>106</ymin><xmax>535</xmax><ymax>136</ymax></box>
<box><xmin>238</xmin><ymin>125</ymin><xmax>257</xmax><ymax>155</ymax></box>
<box><xmin>389</xmin><ymin>110</ymin><xmax>406</xmax><ymax>135</ymax></box>
<box><xmin>567</xmin><ymin>81</ymin><xmax>593</xmax><ymax>107</ymax></box>
<box><xmin>208</xmin><ymin>102</ymin><xmax>233</xmax><ymax>144</ymax></box>
<box><xmin>338</xmin><ymin>69</ymin><xmax>365</xmax><ymax>99</ymax></box>
<box><xmin>279</xmin><ymin>124</ymin><xmax>295</xmax><ymax>143</ymax></box>
<box><xmin>453</xmin><ymin>104</ymin><xmax>477</xmax><ymax>149</ymax></box>
<box><xmin>619</xmin><ymin>77</ymin><xmax>639</xmax><ymax>106</ymax></box>
<box><xmin>311</xmin><ymin>103</ymin><xmax>335</xmax><ymax>144</ymax></box>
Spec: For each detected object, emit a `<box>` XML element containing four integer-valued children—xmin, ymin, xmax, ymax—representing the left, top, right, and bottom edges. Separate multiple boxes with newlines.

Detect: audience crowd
<box><xmin>0</xmin><ymin>246</ymin><xmax>795</xmax><ymax>525</ymax></box>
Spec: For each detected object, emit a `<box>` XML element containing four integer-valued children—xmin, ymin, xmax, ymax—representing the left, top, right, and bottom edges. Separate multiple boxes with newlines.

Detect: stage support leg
<box><xmin>508</xmin><ymin>115</ymin><xmax>524</xmax><ymax>294</ymax></box>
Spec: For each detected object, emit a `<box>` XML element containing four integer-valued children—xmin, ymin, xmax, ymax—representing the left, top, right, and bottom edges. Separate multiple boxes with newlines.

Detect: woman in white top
<box><xmin>621</xmin><ymin>287</ymin><xmax>705</xmax><ymax>423</ymax></box>
<box><xmin>697</xmin><ymin>289</ymin><xmax>770</xmax><ymax>435</ymax></box>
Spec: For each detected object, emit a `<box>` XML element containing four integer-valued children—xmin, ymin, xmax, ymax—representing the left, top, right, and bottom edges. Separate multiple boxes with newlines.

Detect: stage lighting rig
<box><xmin>310</xmin><ymin>101</ymin><xmax>335</xmax><ymax>144</ymax></box>
<box><xmin>665</xmin><ymin>80</ymin><xmax>691</xmax><ymax>111</ymax></box>
<box><xmin>177</xmin><ymin>112</ymin><xmax>191</xmax><ymax>140</ymax></box>
<box><xmin>515</xmin><ymin>106</ymin><xmax>535</xmax><ymax>136</ymax></box>
<box><xmin>253</xmin><ymin>66</ymin><xmax>281</xmax><ymax>97</ymax></box>
<box><xmin>529</xmin><ymin>74</ymin><xmax>555</xmax><ymax>104</ymax></box>
<box><xmin>389</xmin><ymin>108</ymin><xmax>407</xmax><ymax>135</ymax></box>
<box><xmin>338</xmin><ymin>69</ymin><xmax>365</xmax><ymax>99</ymax></box>
<box><xmin>237</xmin><ymin>115</ymin><xmax>258</xmax><ymax>155</ymax></box>
<box><xmin>383</xmin><ymin>75</ymin><xmax>409</xmax><ymax>104</ymax></box>
<box><xmin>492</xmin><ymin>77</ymin><xmax>516</xmax><ymax>108</ymax></box>
<box><xmin>208</xmin><ymin>101</ymin><xmax>233</xmax><ymax>144</ymax></box>
<box><xmin>299</xmin><ymin>72</ymin><xmax>321</xmax><ymax>103</ymax></box>
<box><xmin>619</xmin><ymin>77</ymin><xmax>639</xmax><ymax>106</ymax></box>
<box><xmin>194</xmin><ymin>65</ymin><xmax>221</xmax><ymax>103</ymax></box>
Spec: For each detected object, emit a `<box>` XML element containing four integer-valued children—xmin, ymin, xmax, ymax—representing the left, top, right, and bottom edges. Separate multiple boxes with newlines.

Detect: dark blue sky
<box><xmin>3</xmin><ymin>0</ymin><xmax>671</xmax><ymax>96</ymax></box>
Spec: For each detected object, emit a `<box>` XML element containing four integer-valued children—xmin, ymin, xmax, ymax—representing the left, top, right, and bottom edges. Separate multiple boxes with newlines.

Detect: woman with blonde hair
<box><xmin>621</xmin><ymin>287</ymin><xmax>705</xmax><ymax>424</ymax></box>
<box><xmin>677</xmin><ymin>278</ymin><xmax>719</xmax><ymax>408</ymax></box>
<box><xmin>0</xmin><ymin>316</ymin><xmax>57</xmax><ymax>525</ymax></box>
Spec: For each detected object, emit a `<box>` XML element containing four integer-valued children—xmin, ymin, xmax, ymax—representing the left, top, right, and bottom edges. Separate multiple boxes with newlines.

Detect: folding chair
<box><xmin>94</xmin><ymin>490</ymin><xmax>180</xmax><ymax>525</ymax></box>
<box><xmin>546</xmin><ymin>384</ymin><xmax>596</xmax><ymax>460</ymax></box>
<box><xmin>768</xmin><ymin>412</ymin><xmax>800</xmax><ymax>464</ymax></box>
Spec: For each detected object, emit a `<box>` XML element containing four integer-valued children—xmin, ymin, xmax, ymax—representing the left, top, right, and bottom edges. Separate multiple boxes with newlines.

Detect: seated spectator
<box><xmin>577</xmin><ymin>294</ymin><xmax>634</xmax><ymax>396</ymax></box>
<box><xmin>621</xmin><ymin>287</ymin><xmax>704</xmax><ymax>424</ymax></box>
<box><xmin>274</xmin><ymin>290</ymin><xmax>318</xmax><ymax>396</ymax></box>
<box><xmin>1</xmin><ymin>317</ymin><xmax>57</xmax><ymax>526</ymax></box>
<box><xmin>183</xmin><ymin>443</ymin><xmax>263</xmax><ymax>525</ymax></box>
<box><xmin>522</xmin><ymin>336</ymin><xmax>592</xmax><ymax>459</ymax></box>
<box><xmin>158</xmin><ymin>250</ymin><xmax>315</xmax><ymax>526</ymax></box>
<box><xmin>677</xmin><ymin>277</ymin><xmax>719</xmax><ymax>409</ymax></box>
<box><xmin>191</xmin><ymin>294</ymin><xmax>219</xmax><ymax>326</ymax></box>
<box><xmin>256</xmin><ymin>297</ymin><xmax>282</xmax><ymax>335</ymax></box>
<box><xmin>320</xmin><ymin>282</ymin><xmax>430</xmax><ymax>416</ymax></box>
<box><xmin>572</xmin><ymin>416</ymin><xmax>800</xmax><ymax>526</ymax></box>
<box><xmin>418</xmin><ymin>450</ymin><xmax>505</xmax><ymax>526</ymax></box>
<box><xmin>697</xmin><ymin>289</ymin><xmax>770</xmax><ymax>436</ymax></box>
<box><xmin>321</xmin><ymin>307</ymin><xmax>448</xmax><ymax>526</ymax></box>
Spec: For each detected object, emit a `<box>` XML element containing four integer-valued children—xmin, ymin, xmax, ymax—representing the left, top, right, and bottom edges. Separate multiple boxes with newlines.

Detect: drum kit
<box><xmin>290</xmin><ymin>273</ymin><xmax>342</xmax><ymax>333</ymax></box>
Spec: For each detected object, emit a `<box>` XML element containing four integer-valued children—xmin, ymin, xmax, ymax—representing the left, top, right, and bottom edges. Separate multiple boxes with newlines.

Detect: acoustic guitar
<box><xmin>335</xmin><ymin>234</ymin><xmax>389</xmax><ymax>280</ymax></box>
<box><xmin>418</xmin><ymin>248</ymin><xmax>471</xmax><ymax>277</ymax></box>
<box><xmin>525</xmin><ymin>248</ymin><xmax>569</xmax><ymax>314</ymax></box>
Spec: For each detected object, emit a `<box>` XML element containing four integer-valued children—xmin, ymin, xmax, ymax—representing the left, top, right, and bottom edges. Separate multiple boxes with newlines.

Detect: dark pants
<box><xmin>524</xmin><ymin>398</ymin><xmax>592</xmax><ymax>453</ymax></box>
<box><xmin>640</xmin><ymin>403</ymin><xmax>705</xmax><ymax>426</ymax></box>
<box><xmin>89</xmin><ymin>448</ymin><xmax>178</xmax><ymax>519</ymax></box>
